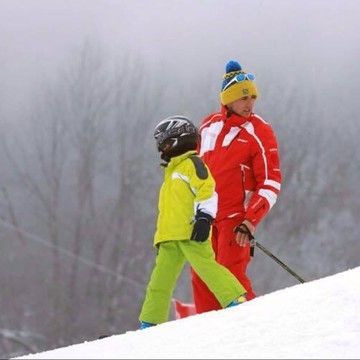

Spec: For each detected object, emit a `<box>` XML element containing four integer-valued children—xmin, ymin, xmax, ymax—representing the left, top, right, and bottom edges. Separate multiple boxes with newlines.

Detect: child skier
<box><xmin>138</xmin><ymin>115</ymin><xmax>247</xmax><ymax>329</ymax></box>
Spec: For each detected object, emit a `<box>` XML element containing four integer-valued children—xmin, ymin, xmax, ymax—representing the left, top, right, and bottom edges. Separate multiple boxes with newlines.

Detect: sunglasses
<box><xmin>222</xmin><ymin>73</ymin><xmax>255</xmax><ymax>91</ymax></box>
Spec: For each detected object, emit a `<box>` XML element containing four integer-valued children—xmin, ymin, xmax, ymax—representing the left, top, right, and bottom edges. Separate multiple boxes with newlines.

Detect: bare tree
<box><xmin>1</xmin><ymin>41</ymin><xmax>359</xmax><ymax>359</ymax></box>
<box><xmin>0</xmin><ymin>40</ymin><xmax>165</xmax><ymax>356</ymax></box>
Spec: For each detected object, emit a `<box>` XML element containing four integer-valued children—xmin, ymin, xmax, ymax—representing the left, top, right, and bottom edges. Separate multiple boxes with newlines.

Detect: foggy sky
<box><xmin>1</xmin><ymin>0</ymin><xmax>360</xmax><ymax>120</ymax></box>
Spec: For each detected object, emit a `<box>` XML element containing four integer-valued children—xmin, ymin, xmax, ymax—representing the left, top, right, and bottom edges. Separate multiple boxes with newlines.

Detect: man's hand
<box><xmin>234</xmin><ymin>219</ymin><xmax>255</xmax><ymax>247</ymax></box>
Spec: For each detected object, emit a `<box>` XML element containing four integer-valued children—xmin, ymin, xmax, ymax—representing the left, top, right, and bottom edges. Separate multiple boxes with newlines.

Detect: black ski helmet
<box><xmin>154</xmin><ymin>115</ymin><xmax>198</xmax><ymax>161</ymax></box>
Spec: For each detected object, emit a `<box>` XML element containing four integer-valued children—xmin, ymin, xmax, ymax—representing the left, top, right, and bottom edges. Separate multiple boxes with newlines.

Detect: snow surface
<box><xmin>14</xmin><ymin>266</ymin><xmax>360</xmax><ymax>359</ymax></box>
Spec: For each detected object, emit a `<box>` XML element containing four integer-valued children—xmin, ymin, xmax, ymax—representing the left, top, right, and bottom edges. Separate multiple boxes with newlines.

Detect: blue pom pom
<box><xmin>225</xmin><ymin>60</ymin><xmax>242</xmax><ymax>73</ymax></box>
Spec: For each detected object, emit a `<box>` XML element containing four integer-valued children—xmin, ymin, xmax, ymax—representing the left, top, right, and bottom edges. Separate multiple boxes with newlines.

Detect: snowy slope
<box><xmin>15</xmin><ymin>267</ymin><xmax>360</xmax><ymax>359</ymax></box>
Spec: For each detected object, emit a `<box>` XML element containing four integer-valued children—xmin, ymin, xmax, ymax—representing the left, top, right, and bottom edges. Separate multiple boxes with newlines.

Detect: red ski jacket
<box><xmin>198</xmin><ymin>106</ymin><xmax>281</xmax><ymax>226</ymax></box>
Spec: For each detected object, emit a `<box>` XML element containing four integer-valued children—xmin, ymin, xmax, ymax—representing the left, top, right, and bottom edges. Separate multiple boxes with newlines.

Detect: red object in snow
<box><xmin>172</xmin><ymin>298</ymin><xmax>197</xmax><ymax>319</ymax></box>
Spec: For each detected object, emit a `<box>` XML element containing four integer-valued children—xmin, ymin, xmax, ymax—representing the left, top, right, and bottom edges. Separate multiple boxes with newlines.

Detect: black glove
<box><xmin>191</xmin><ymin>212</ymin><xmax>213</xmax><ymax>242</ymax></box>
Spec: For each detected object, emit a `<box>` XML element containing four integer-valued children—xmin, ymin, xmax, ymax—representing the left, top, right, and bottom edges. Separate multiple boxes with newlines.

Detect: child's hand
<box><xmin>191</xmin><ymin>212</ymin><xmax>213</xmax><ymax>242</ymax></box>
<box><xmin>191</xmin><ymin>219</ymin><xmax>210</xmax><ymax>242</ymax></box>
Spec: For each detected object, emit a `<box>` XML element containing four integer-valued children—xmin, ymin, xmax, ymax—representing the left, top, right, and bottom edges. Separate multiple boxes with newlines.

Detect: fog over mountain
<box><xmin>1</xmin><ymin>0</ymin><xmax>359</xmax><ymax>120</ymax></box>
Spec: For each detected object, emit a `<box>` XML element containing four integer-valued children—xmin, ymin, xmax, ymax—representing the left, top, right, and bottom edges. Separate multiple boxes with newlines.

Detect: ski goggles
<box><xmin>222</xmin><ymin>73</ymin><xmax>255</xmax><ymax>91</ymax></box>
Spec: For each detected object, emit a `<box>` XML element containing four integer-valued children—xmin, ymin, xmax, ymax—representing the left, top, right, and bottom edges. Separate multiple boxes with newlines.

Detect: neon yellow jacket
<box><xmin>154</xmin><ymin>150</ymin><xmax>218</xmax><ymax>246</ymax></box>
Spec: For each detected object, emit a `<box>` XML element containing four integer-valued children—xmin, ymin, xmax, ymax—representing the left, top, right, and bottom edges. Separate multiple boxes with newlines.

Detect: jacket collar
<box><xmin>167</xmin><ymin>150</ymin><xmax>198</xmax><ymax>169</ymax></box>
<box><xmin>220</xmin><ymin>105</ymin><xmax>252</xmax><ymax>127</ymax></box>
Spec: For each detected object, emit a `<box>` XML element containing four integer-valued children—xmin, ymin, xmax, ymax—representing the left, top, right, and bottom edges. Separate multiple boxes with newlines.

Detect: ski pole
<box><xmin>234</xmin><ymin>224</ymin><xmax>306</xmax><ymax>283</ymax></box>
<box><xmin>255</xmin><ymin>241</ymin><xmax>306</xmax><ymax>284</ymax></box>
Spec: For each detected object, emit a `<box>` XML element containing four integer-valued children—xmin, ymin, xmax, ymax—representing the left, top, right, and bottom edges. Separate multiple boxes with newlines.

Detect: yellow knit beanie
<box><xmin>220</xmin><ymin>60</ymin><xmax>258</xmax><ymax>106</ymax></box>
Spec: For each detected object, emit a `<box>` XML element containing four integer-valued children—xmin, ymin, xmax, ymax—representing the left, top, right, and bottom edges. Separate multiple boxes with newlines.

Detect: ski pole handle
<box><xmin>234</xmin><ymin>223</ymin><xmax>256</xmax><ymax>257</ymax></box>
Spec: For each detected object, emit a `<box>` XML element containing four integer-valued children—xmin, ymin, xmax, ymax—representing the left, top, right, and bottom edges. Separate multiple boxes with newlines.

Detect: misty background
<box><xmin>0</xmin><ymin>0</ymin><xmax>359</xmax><ymax>358</ymax></box>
